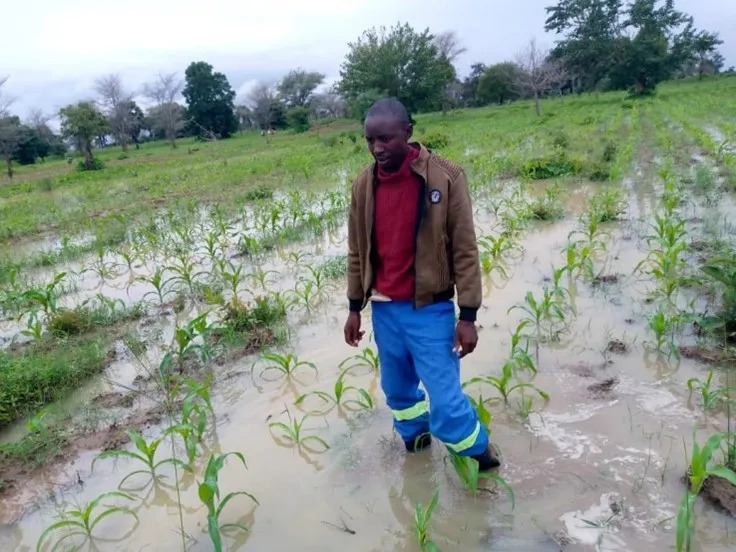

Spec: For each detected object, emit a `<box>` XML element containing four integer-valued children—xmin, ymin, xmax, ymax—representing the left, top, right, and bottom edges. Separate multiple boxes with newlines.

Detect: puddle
<box><xmin>1</xmin><ymin>167</ymin><xmax>736</xmax><ymax>552</ymax></box>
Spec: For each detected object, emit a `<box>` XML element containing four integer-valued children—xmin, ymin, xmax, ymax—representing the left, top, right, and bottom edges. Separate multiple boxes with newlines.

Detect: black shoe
<box><xmin>404</xmin><ymin>433</ymin><xmax>432</xmax><ymax>452</ymax></box>
<box><xmin>472</xmin><ymin>447</ymin><xmax>501</xmax><ymax>471</ymax></box>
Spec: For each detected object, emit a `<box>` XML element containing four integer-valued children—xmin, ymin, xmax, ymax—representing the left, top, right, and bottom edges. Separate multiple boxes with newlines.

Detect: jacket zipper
<box><xmin>412</xmin><ymin>172</ymin><xmax>427</xmax><ymax>310</ymax></box>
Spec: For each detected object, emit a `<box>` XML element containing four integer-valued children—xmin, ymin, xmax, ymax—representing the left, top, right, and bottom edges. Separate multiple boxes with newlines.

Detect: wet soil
<box><xmin>702</xmin><ymin>473</ymin><xmax>736</xmax><ymax>517</ymax></box>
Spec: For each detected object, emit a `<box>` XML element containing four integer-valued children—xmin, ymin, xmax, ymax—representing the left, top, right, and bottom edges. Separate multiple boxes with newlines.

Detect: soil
<box><xmin>606</xmin><ymin>339</ymin><xmax>629</xmax><ymax>354</ymax></box>
<box><xmin>0</xmin><ymin>402</ymin><xmax>165</xmax><ymax>522</ymax></box>
<box><xmin>592</xmin><ymin>274</ymin><xmax>621</xmax><ymax>286</ymax></box>
<box><xmin>91</xmin><ymin>391</ymin><xmax>137</xmax><ymax>409</ymax></box>
<box><xmin>587</xmin><ymin>377</ymin><xmax>619</xmax><ymax>399</ymax></box>
<box><xmin>702</xmin><ymin>473</ymin><xmax>736</xmax><ymax>518</ymax></box>
<box><xmin>678</xmin><ymin>345</ymin><xmax>723</xmax><ymax>364</ymax></box>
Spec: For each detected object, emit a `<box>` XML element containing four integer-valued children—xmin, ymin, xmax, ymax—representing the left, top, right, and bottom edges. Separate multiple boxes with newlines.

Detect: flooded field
<box><xmin>1</xmin><ymin>78</ymin><xmax>736</xmax><ymax>551</ymax></box>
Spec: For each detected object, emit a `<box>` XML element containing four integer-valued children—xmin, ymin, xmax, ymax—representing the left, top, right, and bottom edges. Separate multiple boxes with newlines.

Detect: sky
<box><xmin>1</xmin><ymin>0</ymin><xmax>734</xmax><ymax>119</ymax></box>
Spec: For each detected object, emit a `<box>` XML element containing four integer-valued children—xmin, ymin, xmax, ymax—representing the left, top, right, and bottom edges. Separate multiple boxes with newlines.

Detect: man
<box><xmin>344</xmin><ymin>98</ymin><xmax>500</xmax><ymax>470</ymax></box>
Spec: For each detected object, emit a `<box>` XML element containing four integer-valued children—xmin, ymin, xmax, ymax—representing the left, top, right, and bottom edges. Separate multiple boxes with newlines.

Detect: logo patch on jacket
<box><xmin>429</xmin><ymin>189</ymin><xmax>442</xmax><ymax>204</ymax></box>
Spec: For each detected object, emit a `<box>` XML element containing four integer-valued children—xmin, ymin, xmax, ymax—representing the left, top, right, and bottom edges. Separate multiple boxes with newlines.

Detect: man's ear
<box><xmin>406</xmin><ymin>124</ymin><xmax>414</xmax><ymax>141</ymax></box>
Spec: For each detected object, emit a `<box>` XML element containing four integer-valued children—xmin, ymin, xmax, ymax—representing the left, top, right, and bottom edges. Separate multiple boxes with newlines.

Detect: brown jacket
<box><xmin>347</xmin><ymin>144</ymin><xmax>482</xmax><ymax>322</ymax></box>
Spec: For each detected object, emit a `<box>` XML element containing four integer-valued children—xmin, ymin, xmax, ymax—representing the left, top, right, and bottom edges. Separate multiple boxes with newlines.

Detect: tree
<box><xmin>311</xmin><ymin>92</ymin><xmax>347</xmax><ymax>119</ymax></box>
<box><xmin>286</xmin><ymin>106</ymin><xmax>311</xmax><ymax>133</ymax></box>
<box><xmin>95</xmin><ymin>74</ymin><xmax>136</xmax><ymax>152</ymax></box>
<box><xmin>477</xmin><ymin>63</ymin><xmax>523</xmax><ymax>105</ymax></box>
<box><xmin>0</xmin><ymin>76</ymin><xmax>11</xmax><ymax>117</ymax></box>
<box><xmin>546</xmin><ymin>0</ymin><xmax>714</xmax><ymax>95</ymax></box>
<box><xmin>146</xmin><ymin>103</ymin><xmax>186</xmax><ymax>140</ymax></box>
<box><xmin>433</xmin><ymin>31</ymin><xmax>467</xmax><ymax>63</ymax></box>
<box><xmin>143</xmin><ymin>73</ymin><xmax>184</xmax><ymax>147</ymax></box>
<box><xmin>247</xmin><ymin>83</ymin><xmax>286</xmax><ymax>130</ymax></box>
<box><xmin>546</xmin><ymin>0</ymin><xmax>624</xmax><ymax>91</ymax></box>
<box><xmin>692</xmin><ymin>31</ymin><xmax>724</xmax><ymax>79</ymax></box>
<box><xmin>60</xmin><ymin>102</ymin><xmax>109</xmax><ymax>170</ymax></box>
<box><xmin>516</xmin><ymin>39</ymin><xmax>567</xmax><ymax>115</ymax></box>
<box><xmin>183</xmin><ymin>62</ymin><xmax>238</xmax><ymax>139</ymax></box>
<box><xmin>277</xmin><ymin>69</ymin><xmax>324</xmax><ymax>107</ymax></box>
<box><xmin>0</xmin><ymin>115</ymin><xmax>22</xmax><ymax>178</ymax></box>
<box><xmin>461</xmin><ymin>63</ymin><xmax>487</xmax><ymax>106</ymax></box>
<box><xmin>337</xmin><ymin>23</ymin><xmax>455</xmax><ymax>115</ymax></box>
<box><xmin>122</xmin><ymin>100</ymin><xmax>144</xmax><ymax>148</ymax></box>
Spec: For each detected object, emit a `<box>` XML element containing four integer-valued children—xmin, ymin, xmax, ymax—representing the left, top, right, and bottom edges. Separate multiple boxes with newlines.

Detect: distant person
<box><xmin>344</xmin><ymin>98</ymin><xmax>499</xmax><ymax>470</ymax></box>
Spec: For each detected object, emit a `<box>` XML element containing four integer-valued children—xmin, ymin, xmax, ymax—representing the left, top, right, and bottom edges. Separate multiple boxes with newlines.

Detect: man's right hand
<box><xmin>344</xmin><ymin>312</ymin><xmax>364</xmax><ymax>347</ymax></box>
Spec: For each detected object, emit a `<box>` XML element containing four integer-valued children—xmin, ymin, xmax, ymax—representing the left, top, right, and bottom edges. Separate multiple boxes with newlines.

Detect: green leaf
<box><xmin>88</xmin><ymin>506</ymin><xmax>138</xmax><ymax>533</ymax></box>
<box><xmin>708</xmin><ymin>466</ymin><xmax>736</xmax><ymax>488</ymax></box>
<box><xmin>36</xmin><ymin>521</ymin><xmax>85</xmax><ymax>552</ymax></box>
<box><xmin>216</xmin><ymin>491</ymin><xmax>259</xmax><ymax>518</ymax></box>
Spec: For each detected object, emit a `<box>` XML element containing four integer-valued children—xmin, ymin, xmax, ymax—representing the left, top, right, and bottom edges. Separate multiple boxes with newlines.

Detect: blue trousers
<box><xmin>371</xmin><ymin>300</ymin><xmax>489</xmax><ymax>457</ymax></box>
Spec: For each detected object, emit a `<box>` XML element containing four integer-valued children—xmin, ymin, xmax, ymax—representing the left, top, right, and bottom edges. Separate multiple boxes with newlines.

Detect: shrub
<box><xmin>602</xmin><ymin>141</ymin><xmax>618</xmax><ymax>163</ymax></box>
<box><xmin>76</xmin><ymin>158</ymin><xmax>105</xmax><ymax>172</ymax></box>
<box><xmin>49</xmin><ymin>310</ymin><xmax>90</xmax><ymax>336</ymax></box>
<box><xmin>244</xmin><ymin>184</ymin><xmax>274</xmax><ymax>201</ymax></box>
<box><xmin>587</xmin><ymin>161</ymin><xmax>612</xmax><ymax>181</ymax></box>
<box><xmin>221</xmin><ymin>296</ymin><xmax>286</xmax><ymax>334</ymax></box>
<box><xmin>552</xmin><ymin>132</ymin><xmax>570</xmax><ymax>150</ymax></box>
<box><xmin>521</xmin><ymin>150</ymin><xmax>582</xmax><ymax>180</ymax></box>
<box><xmin>286</xmin><ymin>107</ymin><xmax>311</xmax><ymax>133</ymax></box>
<box><xmin>422</xmin><ymin>132</ymin><xmax>450</xmax><ymax>150</ymax></box>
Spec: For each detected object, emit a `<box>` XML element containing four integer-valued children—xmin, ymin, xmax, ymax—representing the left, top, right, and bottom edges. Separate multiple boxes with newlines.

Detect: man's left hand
<box><xmin>454</xmin><ymin>320</ymin><xmax>478</xmax><ymax>358</ymax></box>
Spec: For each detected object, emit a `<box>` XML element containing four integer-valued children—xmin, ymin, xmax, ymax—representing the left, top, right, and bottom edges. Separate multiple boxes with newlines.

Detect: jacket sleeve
<box><xmin>347</xmin><ymin>181</ymin><xmax>364</xmax><ymax>312</ymax></box>
<box><xmin>447</xmin><ymin>170</ymin><xmax>482</xmax><ymax>322</ymax></box>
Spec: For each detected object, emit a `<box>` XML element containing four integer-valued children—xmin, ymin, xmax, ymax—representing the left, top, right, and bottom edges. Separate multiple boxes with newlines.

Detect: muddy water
<box><xmin>2</xmin><ymin>178</ymin><xmax>736</xmax><ymax>552</ymax></box>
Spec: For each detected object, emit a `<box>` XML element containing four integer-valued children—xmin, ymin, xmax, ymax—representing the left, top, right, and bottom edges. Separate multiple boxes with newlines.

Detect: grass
<box><xmin>0</xmin><ymin>340</ymin><xmax>107</xmax><ymax>429</ymax></box>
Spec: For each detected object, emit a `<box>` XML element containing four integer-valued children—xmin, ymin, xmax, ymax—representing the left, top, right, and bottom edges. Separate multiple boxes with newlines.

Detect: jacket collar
<box><xmin>409</xmin><ymin>142</ymin><xmax>430</xmax><ymax>181</ymax></box>
<box><xmin>371</xmin><ymin>142</ymin><xmax>430</xmax><ymax>182</ymax></box>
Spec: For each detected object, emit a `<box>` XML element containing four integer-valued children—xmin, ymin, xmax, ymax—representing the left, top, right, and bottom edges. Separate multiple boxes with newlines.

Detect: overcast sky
<box><xmin>2</xmin><ymin>0</ymin><xmax>734</xmax><ymax>118</ymax></box>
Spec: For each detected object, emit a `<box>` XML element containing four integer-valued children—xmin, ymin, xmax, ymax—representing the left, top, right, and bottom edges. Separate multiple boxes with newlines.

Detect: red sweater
<box><xmin>374</xmin><ymin>146</ymin><xmax>420</xmax><ymax>300</ymax></box>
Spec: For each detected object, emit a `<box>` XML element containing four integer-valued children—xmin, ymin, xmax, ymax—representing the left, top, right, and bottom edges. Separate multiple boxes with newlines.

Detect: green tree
<box><xmin>546</xmin><ymin>0</ymin><xmax>712</xmax><ymax>95</ymax></box>
<box><xmin>183</xmin><ymin>62</ymin><xmax>238</xmax><ymax>139</ymax></box>
<box><xmin>60</xmin><ymin>101</ymin><xmax>109</xmax><ymax>170</ymax></box>
<box><xmin>477</xmin><ymin>63</ymin><xmax>523</xmax><ymax>105</ymax></box>
<box><xmin>122</xmin><ymin>100</ymin><xmax>144</xmax><ymax>148</ymax></box>
<box><xmin>462</xmin><ymin>63</ymin><xmax>487</xmax><ymax>106</ymax></box>
<box><xmin>277</xmin><ymin>69</ymin><xmax>324</xmax><ymax>107</ymax></box>
<box><xmin>286</xmin><ymin>106</ymin><xmax>311</xmax><ymax>133</ymax></box>
<box><xmin>14</xmin><ymin>125</ymin><xmax>41</xmax><ymax>165</ymax></box>
<box><xmin>0</xmin><ymin>115</ymin><xmax>22</xmax><ymax>178</ymax></box>
<box><xmin>692</xmin><ymin>31</ymin><xmax>724</xmax><ymax>79</ymax></box>
<box><xmin>545</xmin><ymin>0</ymin><xmax>624</xmax><ymax>91</ymax></box>
<box><xmin>337</xmin><ymin>23</ymin><xmax>455</xmax><ymax>115</ymax></box>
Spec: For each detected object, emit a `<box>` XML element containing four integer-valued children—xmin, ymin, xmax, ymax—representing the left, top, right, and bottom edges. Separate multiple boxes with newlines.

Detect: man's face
<box><xmin>364</xmin><ymin>116</ymin><xmax>413</xmax><ymax>172</ymax></box>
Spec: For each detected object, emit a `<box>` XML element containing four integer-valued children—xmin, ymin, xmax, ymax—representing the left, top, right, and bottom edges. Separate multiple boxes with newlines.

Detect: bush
<box><xmin>552</xmin><ymin>132</ymin><xmax>570</xmax><ymax>150</ymax></box>
<box><xmin>286</xmin><ymin>107</ymin><xmax>311</xmax><ymax>133</ymax></box>
<box><xmin>521</xmin><ymin>151</ymin><xmax>582</xmax><ymax>180</ymax></box>
<box><xmin>602</xmin><ymin>141</ymin><xmax>618</xmax><ymax>163</ymax></box>
<box><xmin>422</xmin><ymin>132</ymin><xmax>450</xmax><ymax>150</ymax></box>
<box><xmin>76</xmin><ymin>158</ymin><xmax>105</xmax><ymax>172</ymax></box>
<box><xmin>221</xmin><ymin>296</ymin><xmax>286</xmax><ymax>334</ymax></box>
<box><xmin>244</xmin><ymin>184</ymin><xmax>274</xmax><ymax>201</ymax></box>
<box><xmin>322</xmin><ymin>135</ymin><xmax>339</xmax><ymax>148</ymax></box>
<box><xmin>587</xmin><ymin>161</ymin><xmax>612</xmax><ymax>181</ymax></box>
<box><xmin>49</xmin><ymin>310</ymin><xmax>90</xmax><ymax>336</ymax></box>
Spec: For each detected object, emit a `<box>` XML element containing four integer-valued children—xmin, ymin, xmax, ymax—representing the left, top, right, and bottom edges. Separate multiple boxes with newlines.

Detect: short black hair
<box><xmin>365</xmin><ymin>97</ymin><xmax>412</xmax><ymax>126</ymax></box>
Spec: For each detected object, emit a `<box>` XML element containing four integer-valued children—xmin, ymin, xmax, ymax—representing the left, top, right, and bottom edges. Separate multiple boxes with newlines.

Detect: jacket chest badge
<box><xmin>429</xmin><ymin>189</ymin><xmax>442</xmax><ymax>204</ymax></box>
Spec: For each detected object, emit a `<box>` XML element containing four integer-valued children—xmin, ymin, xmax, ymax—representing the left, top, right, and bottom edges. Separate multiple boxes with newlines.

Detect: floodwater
<box><xmin>1</xmin><ymin>175</ymin><xmax>736</xmax><ymax>552</ymax></box>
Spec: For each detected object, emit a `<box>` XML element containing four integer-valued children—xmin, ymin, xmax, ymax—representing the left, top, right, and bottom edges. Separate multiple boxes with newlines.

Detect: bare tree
<box><xmin>515</xmin><ymin>39</ymin><xmax>566</xmax><ymax>116</ymax></box>
<box><xmin>95</xmin><ymin>74</ymin><xmax>134</xmax><ymax>151</ymax></box>
<box><xmin>434</xmin><ymin>31</ymin><xmax>467</xmax><ymax>63</ymax></box>
<box><xmin>142</xmin><ymin>72</ymin><xmax>184</xmax><ymax>148</ymax></box>
<box><xmin>248</xmin><ymin>83</ymin><xmax>281</xmax><ymax>130</ymax></box>
<box><xmin>0</xmin><ymin>77</ymin><xmax>21</xmax><ymax>178</ymax></box>
<box><xmin>311</xmin><ymin>92</ymin><xmax>347</xmax><ymax>119</ymax></box>
<box><xmin>0</xmin><ymin>76</ymin><xmax>12</xmax><ymax>117</ymax></box>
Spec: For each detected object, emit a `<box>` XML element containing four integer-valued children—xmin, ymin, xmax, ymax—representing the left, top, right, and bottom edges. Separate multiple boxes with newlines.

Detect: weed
<box><xmin>529</xmin><ymin>184</ymin><xmax>565</xmax><ymax>220</ymax></box>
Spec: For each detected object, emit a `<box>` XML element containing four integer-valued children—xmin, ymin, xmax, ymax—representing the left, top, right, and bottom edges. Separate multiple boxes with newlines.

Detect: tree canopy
<box><xmin>546</xmin><ymin>0</ymin><xmax>722</xmax><ymax>95</ymax></box>
<box><xmin>277</xmin><ymin>69</ymin><xmax>324</xmax><ymax>107</ymax></box>
<box><xmin>337</xmin><ymin>23</ymin><xmax>456</xmax><ymax>116</ymax></box>
<box><xmin>477</xmin><ymin>63</ymin><xmax>523</xmax><ymax>105</ymax></box>
<box><xmin>183</xmin><ymin>62</ymin><xmax>239</xmax><ymax>139</ymax></box>
<box><xmin>60</xmin><ymin>101</ymin><xmax>109</xmax><ymax>170</ymax></box>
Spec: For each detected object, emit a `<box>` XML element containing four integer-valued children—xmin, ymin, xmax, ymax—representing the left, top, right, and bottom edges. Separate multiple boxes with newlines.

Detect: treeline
<box><xmin>0</xmin><ymin>0</ymin><xmax>727</xmax><ymax>178</ymax></box>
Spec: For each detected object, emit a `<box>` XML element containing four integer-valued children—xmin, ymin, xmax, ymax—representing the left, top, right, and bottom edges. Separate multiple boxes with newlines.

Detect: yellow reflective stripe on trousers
<box><xmin>391</xmin><ymin>400</ymin><xmax>428</xmax><ymax>421</ymax></box>
<box><xmin>445</xmin><ymin>421</ymin><xmax>481</xmax><ymax>453</ymax></box>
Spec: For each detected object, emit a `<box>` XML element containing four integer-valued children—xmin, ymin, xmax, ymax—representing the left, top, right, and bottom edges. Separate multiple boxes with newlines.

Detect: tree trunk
<box><xmin>84</xmin><ymin>145</ymin><xmax>94</xmax><ymax>169</ymax></box>
<box><xmin>5</xmin><ymin>155</ymin><xmax>13</xmax><ymax>179</ymax></box>
<box><xmin>533</xmin><ymin>90</ymin><xmax>541</xmax><ymax>117</ymax></box>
